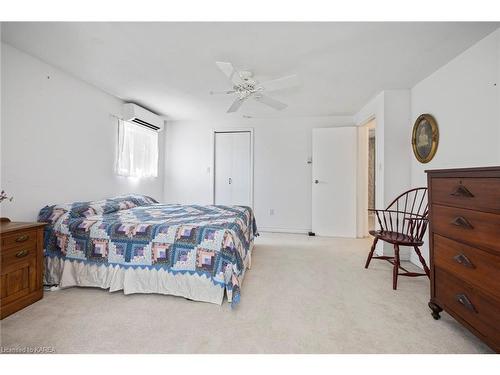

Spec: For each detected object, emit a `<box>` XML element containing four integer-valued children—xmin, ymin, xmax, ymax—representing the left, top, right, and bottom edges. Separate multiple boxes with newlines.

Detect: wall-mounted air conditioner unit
<box><xmin>122</xmin><ymin>103</ymin><xmax>164</xmax><ymax>131</ymax></box>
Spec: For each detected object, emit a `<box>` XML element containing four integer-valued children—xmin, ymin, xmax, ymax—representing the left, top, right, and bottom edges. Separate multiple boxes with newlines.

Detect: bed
<box><xmin>38</xmin><ymin>194</ymin><xmax>257</xmax><ymax>306</ymax></box>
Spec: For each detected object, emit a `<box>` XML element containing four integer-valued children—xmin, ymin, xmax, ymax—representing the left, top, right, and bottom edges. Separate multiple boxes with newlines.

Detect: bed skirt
<box><xmin>44</xmin><ymin>242</ymin><xmax>253</xmax><ymax>305</ymax></box>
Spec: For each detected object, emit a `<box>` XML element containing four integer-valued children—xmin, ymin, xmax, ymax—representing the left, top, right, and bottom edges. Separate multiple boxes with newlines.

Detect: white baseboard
<box><xmin>258</xmin><ymin>227</ymin><xmax>310</xmax><ymax>235</ymax></box>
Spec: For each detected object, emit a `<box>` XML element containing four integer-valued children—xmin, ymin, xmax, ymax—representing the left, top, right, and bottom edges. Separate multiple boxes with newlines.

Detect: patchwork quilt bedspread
<box><xmin>38</xmin><ymin>195</ymin><xmax>257</xmax><ymax>306</ymax></box>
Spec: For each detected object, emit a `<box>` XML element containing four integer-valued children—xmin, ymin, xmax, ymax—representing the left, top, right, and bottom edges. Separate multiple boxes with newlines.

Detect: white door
<box><xmin>312</xmin><ymin>127</ymin><xmax>357</xmax><ymax>237</ymax></box>
<box><xmin>214</xmin><ymin>131</ymin><xmax>252</xmax><ymax>206</ymax></box>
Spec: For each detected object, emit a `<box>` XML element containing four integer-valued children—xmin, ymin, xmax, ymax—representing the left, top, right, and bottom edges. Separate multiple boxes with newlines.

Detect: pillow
<box><xmin>38</xmin><ymin>194</ymin><xmax>158</xmax><ymax>223</ymax></box>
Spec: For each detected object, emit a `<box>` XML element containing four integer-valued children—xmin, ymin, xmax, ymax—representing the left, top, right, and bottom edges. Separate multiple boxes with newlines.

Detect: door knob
<box><xmin>314</xmin><ymin>180</ymin><xmax>319</xmax><ymax>184</ymax></box>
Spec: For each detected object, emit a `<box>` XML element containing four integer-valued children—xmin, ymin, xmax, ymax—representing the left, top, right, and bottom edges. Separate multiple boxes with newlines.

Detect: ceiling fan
<box><xmin>210</xmin><ymin>61</ymin><xmax>300</xmax><ymax>113</ymax></box>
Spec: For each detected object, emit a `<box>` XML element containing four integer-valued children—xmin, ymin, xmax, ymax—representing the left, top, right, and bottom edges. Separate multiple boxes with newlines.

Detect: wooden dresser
<box><xmin>426</xmin><ymin>166</ymin><xmax>500</xmax><ymax>352</ymax></box>
<box><xmin>0</xmin><ymin>219</ymin><xmax>46</xmax><ymax>319</ymax></box>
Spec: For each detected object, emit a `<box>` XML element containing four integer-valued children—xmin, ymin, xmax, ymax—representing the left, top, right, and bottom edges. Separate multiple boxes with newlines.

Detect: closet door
<box><xmin>214</xmin><ymin>132</ymin><xmax>234</xmax><ymax>205</ymax></box>
<box><xmin>214</xmin><ymin>131</ymin><xmax>252</xmax><ymax>207</ymax></box>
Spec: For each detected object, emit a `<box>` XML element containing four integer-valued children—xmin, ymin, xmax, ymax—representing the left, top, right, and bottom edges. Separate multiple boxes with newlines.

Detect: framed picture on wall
<box><xmin>411</xmin><ymin>114</ymin><xmax>439</xmax><ymax>163</ymax></box>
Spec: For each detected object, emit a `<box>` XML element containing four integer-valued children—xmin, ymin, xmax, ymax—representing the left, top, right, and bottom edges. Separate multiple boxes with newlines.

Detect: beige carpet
<box><xmin>0</xmin><ymin>233</ymin><xmax>492</xmax><ymax>353</ymax></box>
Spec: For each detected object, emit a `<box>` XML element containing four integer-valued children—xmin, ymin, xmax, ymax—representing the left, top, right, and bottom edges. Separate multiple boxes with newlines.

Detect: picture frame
<box><xmin>411</xmin><ymin>114</ymin><xmax>439</xmax><ymax>164</ymax></box>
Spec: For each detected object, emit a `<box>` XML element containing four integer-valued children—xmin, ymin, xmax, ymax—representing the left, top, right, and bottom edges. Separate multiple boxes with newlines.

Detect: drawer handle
<box><xmin>450</xmin><ymin>216</ymin><xmax>474</xmax><ymax>229</ymax></box>
<box><xmin>453</xmin><ymin>253</ymin><xmax>475</xmax><ymax>269</ymax></box>
<box><xmin>15</xmin><ymin>249</ymin><xmax>29</xmax><ymax>258</ymax></box>
<box><xmin>455</xmin><ymin>293</ymin><xmax>477</xmax><ymax>313</ymax></box>
<box><xmin>450</xmin><ymin>184</ymin><xmax>474</xmax><ymax>198</ymax></box>
<box><xmin>15</xmin><ymin>234</ymin><xmax>29</xmax><ymax>242</ymax></box>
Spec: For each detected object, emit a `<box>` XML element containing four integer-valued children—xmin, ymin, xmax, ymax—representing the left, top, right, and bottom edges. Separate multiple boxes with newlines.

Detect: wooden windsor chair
<box><xmin>364</xmin><ymin>187</ymin><xmax>430</xmax><ymax>290</ymax></box>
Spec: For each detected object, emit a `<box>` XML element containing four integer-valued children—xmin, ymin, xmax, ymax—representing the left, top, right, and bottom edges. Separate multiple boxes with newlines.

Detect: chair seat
<box><xmin>369</xmin><ymin>230</ymin><xmax>424</xmax><ymax>246</ymax></box>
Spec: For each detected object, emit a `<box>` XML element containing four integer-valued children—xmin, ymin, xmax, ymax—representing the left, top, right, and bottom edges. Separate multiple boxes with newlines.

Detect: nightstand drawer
<box><xmin>1</xmin><ymin>229</ymin><xmax>37</xmax><ymax>250</ymax></box>
<box><xmin>431</xmin><ymin>177</ymin><xmax>500</xmax><ymax>214</ymax></box>
<box><xmin>434</xmin><ymin>234</ymin><xmax>500</xmax><ymax>297</ymax></box>
<box><xmin>1</xmin><ymin>244</ymin><xmax>37</xmax><ymax>269</ymax></box>
<box><xmin>432</xmin><ymin>205</ymin><xmax>500</xmax><ymax>253</ymax></box>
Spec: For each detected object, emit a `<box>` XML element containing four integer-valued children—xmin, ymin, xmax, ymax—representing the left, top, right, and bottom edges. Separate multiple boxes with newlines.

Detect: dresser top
<box><xmin>426</xmin><ymin>166</ymin><xmax>500</xmax><ymax>176</ymax></box>
<box><xmin>0</xmin><ymin>221</ymin><xmax>46</xmax><ymax>234</ymax></box>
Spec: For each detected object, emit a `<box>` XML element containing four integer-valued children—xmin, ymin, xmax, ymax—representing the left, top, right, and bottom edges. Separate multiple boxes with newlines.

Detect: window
<box><xmin>116</xmin><ymin>120</ymin><xmax>159</xmax><ymax>178</ymax></box>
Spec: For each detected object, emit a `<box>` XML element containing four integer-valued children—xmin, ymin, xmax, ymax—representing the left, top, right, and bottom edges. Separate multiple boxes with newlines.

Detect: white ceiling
<box><xmin>2</xmin><ymin>22</ymin><xmax>498</xmax><ymax>120</ymax></box>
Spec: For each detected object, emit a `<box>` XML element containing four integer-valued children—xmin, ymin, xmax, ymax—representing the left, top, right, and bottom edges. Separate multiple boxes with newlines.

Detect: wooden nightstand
<box><xmin>0</xmin><ymin>219</ymin><xmax>46</xmax><ymax>319</ymax></box>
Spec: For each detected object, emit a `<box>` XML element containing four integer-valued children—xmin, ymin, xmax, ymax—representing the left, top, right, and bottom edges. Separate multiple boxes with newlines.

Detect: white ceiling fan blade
<box><xmin>254</xmin><ymin>95</ymin><xmax>288</xmax><ymax>111</ymax></box>
<box><xmin>215</xmin><ymin>61</ymin><xmax>237</xmax><ymax>83</ymax></box>
<box><xmin>227</xmin><ymin>97</ymin><xmax>246</xmax><ymax>113</ymax></box>
<box><xmin>210</xmin><ymin>90</ymin><xmax>236</xmax><ymax>95</ymax></box>
<box><xmin>259</xmin><ymin>74</ymin><xmax>300</xmax><ymax>92</ymax></box>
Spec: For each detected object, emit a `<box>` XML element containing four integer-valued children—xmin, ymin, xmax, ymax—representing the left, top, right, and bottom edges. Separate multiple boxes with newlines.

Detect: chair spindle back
<box><xmin>373</xmin><ymin>187</ymin><xmax>428</xmax><ymax>241</ymax></box>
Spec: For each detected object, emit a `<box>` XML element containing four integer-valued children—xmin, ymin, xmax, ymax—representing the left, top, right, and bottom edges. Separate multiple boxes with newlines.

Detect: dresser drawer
<box><xmin>1</xmin><ymin>244</ymin><xmax>37</xmax><ymax>269</ymax></box>
<box><xmin>435</xmin><ymin>269</ymin><xmax>500</xmax><ymax>344</ymax></box>
<box><xmin>432</xmin><ymin>205</ymin><xmax>500</xmax><ymax>253</ymax></box>
<box><xmin>431</xmin><ymin>177</ymin><xmax>500</xmax><ymax>213</ymax></box>
<box><xmin>434</xmin><ymin>234</ymin><xmax>500</xmax><ymax>297</ymax></box>
<box><xmin>1</xmin><ymin>229</ymin><xmax>37</xmax><ymax>250</ymax></box>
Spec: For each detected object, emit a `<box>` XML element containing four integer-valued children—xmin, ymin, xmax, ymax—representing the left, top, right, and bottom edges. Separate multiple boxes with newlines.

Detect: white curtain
<box><xmin>116</xmin><ymin>120</ymin><xmax>159</xmax><ymax>178</ymax></box>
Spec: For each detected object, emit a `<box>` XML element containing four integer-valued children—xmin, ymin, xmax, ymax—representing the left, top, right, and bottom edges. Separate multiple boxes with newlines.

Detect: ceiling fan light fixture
<box><xmin>213</xmin><ymin>61</ymin><xmax>298</xmax><ymax>113</ymax></box>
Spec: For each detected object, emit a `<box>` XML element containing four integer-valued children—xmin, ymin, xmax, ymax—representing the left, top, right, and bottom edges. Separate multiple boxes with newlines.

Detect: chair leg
<box><xmin>393</xmin><ymin>244</ymin><xmax>400</xmax><ymax>290</ymax></box>
<box><xmin>364</xmin><ymin>237</ymin><xmax>379</xmax><ymax>269</ymax></box>
<box><xmin>413</xmin><ymin>246</ymin><xmax>430</xmax><ymax>277</ymax></box>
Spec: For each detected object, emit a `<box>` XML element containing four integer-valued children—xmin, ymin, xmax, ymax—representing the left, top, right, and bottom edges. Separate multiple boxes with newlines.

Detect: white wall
<box><xmin>0</xmin><ymin>43</ymin><xmax>165</xmax><ymax>221</ymax></box>
<box><xmin>355</xmin><ymin>90</ymin><xmax>412</xmax><ymax>207</ymax></box>
<box><xmin>164</xmin><ymin>116</ymin><xmax>353</xmax><ymax>233</ymax></box>
<box><xmin>409</xmin><ymin>28</ymin><xmax>500</xmax><ymax>266</ymax></box>
<box><xmin>354</xmin><ymin>90</ymin><xmax>411</xmax><ymax>256</ymax></box>
<box><xmin>383</xmin><ymin>90</ymin><xmax>412</xmax><ymax>201</ymax></box>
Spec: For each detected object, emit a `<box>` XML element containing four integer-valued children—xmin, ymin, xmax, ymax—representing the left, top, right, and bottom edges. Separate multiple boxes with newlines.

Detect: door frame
<box><xmin>210</xmin><ymin>128</ymin><xmax>254</xmax><ymax>209</ymax></box>
<box><xmin>356</xmin><ymin>118</ymin><xmax>376</xmax><ymax>238</ymax></box>
<box><xmin>355</xmin><ymin>114</ymin><xmax>382</xmax><ymax>254</ymax></box>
